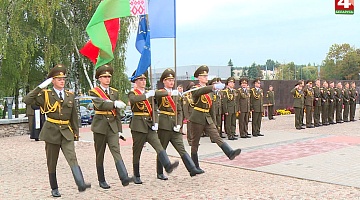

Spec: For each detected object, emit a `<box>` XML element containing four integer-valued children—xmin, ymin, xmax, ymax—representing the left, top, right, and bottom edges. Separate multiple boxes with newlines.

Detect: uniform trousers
<box><xmin>191</xmin><ymin>122</ymin><xmax>224</xmax><ymax>153</ymax></box>
<box><xmin>239</xmin><ymin>112</ymin><xmax>249</xmax><ymax>137</ymax></box>
<box><xmin>45</xmin><ymin>137</ymin><xmax>78</xmax><ymax>173</ymax></box>
<box><xmin>158</xmin><ymin>129</ymin><xmax>186</xmax><ymax>156</ymax></box>
<box><xmin>93</xmin><ymin>131</ymin><xmax>123</xmax><ymax>167</ymax></box>
<box><xmin>252</xmin><ymin>112</ymin><xmax>262</xmax><ymax>135</ymax></box>
<box><xmin>131</xmin><ymin>130</ymin><xmax>164</xmax><ymax>164</ymax></box>
<box><xmin>305</xmin><ymin>105</ymin><xmax>313</xmax><ymax>126</ymax></box>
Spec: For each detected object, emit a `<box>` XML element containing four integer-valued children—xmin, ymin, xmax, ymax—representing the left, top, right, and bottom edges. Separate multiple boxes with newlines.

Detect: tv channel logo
<box><xmin>335</xmin><ymin>0</ymin><xmax>354</xmax><ymax>14</ymax></box>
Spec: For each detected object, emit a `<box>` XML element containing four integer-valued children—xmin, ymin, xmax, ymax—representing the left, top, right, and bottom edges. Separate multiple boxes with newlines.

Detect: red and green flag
<box><xmin>80</xmin><ymin>0</ymin><xmax>131</xmax><ymax>68</ymax></box>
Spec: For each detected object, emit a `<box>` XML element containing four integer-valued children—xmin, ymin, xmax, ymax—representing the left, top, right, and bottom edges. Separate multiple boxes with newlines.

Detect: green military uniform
<box><xmin>189</xmin><ymin>65</ymin><xmax>241</xmax><ymax>172</ymax></box>
<box><xmin>303</xmin><ymin>82</ymin><xmax>314</xmax><ymax>127</ymax></box>
<box><xmin>250</xmin><ymin>79</ymin><xmax>264</xmax><ymax>136</ymax></box>
<box><xmin>23</xmin><ymin>64</ymin><xmax>90</xmax><ymax>197</ymax></box>
<box><xmin>128</xmin><ymin>70</ymin><xmax>179</xmax><ymax>184</ymax></box>
<box><xmin>313</xmin><ymin>84</ymin><xmax>322</xmax><ymax>126</ymax></box>
<box><xmin>265</xmin><ymin>88</ymin><xmax>275</xmax><ymax>120</ymax></box>
<box><xmin>328</xmin><ymin>84</ymin><xmax>336</xmax><ymax>124</ymax></box>
<box><xmin>237</xmin><ymin>78</ymin><xmax>251</xmax><ymax>138</ymax></box>
<box><xmin>349</xmin><ymin>84</ymin><xmax>358</xmax><ymax>121</ymax></box>
<box><xmin>89</xmin><ymin>65</ymin><xmax>132</xmax><ymax>188</ymax></box>
<box><xmin>334</xmin><ymin>86</ymin><xmax>344</xmax><ymax>123</ymax></box>
<box><xmin>222</xmin><ymin>77</ymin><xmax>237</xmax><ymax>140</ymax></box>
<box><xmin>209</xmin><ymin>78</ymin><xmax>225</xmax><ymax>138</ymax></box>
<box><xmin>155</xmin><ymin>69</ymin><xmax>202</xmax><ymax>180</ymax></box>
<box><xmin>183</xmin><ymin>92</ymin><xmax>194</xmax><ymax>145</ymax></box>
<box><xmin>291</xmin><ymin>85</ymin><xmax>305</xmax><ymax>129</ymax></box>
<box><xmin>321</xmin><ymin>86</ymin><xmax>329</xmax><ymax>125</ymax></box>
<box><xmin>342</xmin><ymin>84</ymin><xmax>350</xmax><ymax>122</ymax></box>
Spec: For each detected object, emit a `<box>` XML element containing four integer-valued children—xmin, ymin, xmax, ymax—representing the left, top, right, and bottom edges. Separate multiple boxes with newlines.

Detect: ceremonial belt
<box><xmin>47</xmin><ymin>117</ymin><xmax>69</xmax><ymax>125</ymax></box>
<box><xmin>133</xmin><ymin>112</ymin><xmax>150</xmax><ymax>116</ymax></box>
<box><xmin>194</xmin><ymin>107</ymin><xmax>209</xmax><ymax>113</ymax></box>
<box><xmin>95</xmin><ymin>111</ymin><xmax>113</xmax><ymax>115</ymax></box>
<box><xmin>134</xmin><ymin>89</ymin><xmax>153</xmax><ymax>117</ymax></box>
<box><xmin>159</xmin><ymin>110</ymin><xmax>175</xmax><ymax>116</ymax></box>
<box><xmin>92</xmin><ymin>87</ymin><xmax>116</xmax><ymax>116</ymax></box>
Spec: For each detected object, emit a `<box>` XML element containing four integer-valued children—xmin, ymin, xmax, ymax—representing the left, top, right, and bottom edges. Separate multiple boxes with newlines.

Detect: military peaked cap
<box><xmin>194</xmin><ymin>65</ymin><xmax>209</xmax><ymax>78</ymax></box>
<box><xmin>226</xmin><ymin>77</ymin><xmax>235</xmax><ymax>85</ymax></box>
<box><xmin>95</xmin><ymin>64</ymin><xmax>113</xmax><ymax>79</ymax></box>
<box><xmin>131</xmin><ymin>70</ymin><xmax>148</xmax><ymax>83</ymax></box>
<box><xmin>160</xmin><ymin>68</ymin><xmax>176</xmax><ymax>82</ymax></box>
<box><xmin>47</xmin><ymin>64</ymin><xmax>67</xmax><ymax>79</ymax></box>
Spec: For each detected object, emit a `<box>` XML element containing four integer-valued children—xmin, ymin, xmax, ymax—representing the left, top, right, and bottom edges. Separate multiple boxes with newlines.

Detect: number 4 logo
<box><xmin>335</xmin><ymin>0</ymin><xmax>354</xmax><ymax>14</ymax></box>
<box><xmin>338</xmin><ymin>0</ymin><xmax>352</xmax><ymax>8</ymax></box>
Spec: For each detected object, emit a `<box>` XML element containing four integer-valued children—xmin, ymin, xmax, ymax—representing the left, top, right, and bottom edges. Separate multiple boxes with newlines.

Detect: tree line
<box><xmin>0</xmin><ymin>0</ymin><xmax>135</xmax><ymax>117</ymax></box>
<box><xmin>230</xmin><ymin>43</ymin><xmax>360</xmax><ymax>81</ymax></box>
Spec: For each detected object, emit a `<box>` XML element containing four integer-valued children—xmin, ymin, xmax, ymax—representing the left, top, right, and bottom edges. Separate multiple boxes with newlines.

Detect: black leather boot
<box><xmin>97</xmin><ymin>166</ymin><xmax>110</xmax><ymax>189</ymax></box>
<box><xmin>49</xmin><ymin>173</ymin><xmax>61</xmax><ymax>197</ymax></box>
<box><xmin>156</xmin><ymin>157</ymin><xmax>168</xmax><ymax>180</ymax></box>
<box><xmin>220</xmin><ymin>143</ymin><xmax>241</xmax><ymax>160</ymax></box>
<box><xmin>115</xmin><ymin>160</ymin><xmax>134</xmax><ymax>186</ymax></box>
<box><xmin>158</xmin><ymin>150</ymin><xmax>179</xmax><ymax>174</ymax></box>
<box><xmin>182</xmin><ymin>153</ymin><xmax>203</xmax><ymax>176</ymax></box>
<box><xmin>191</xmin><ymin>153</ymin><xmax>205</xmax><ymax>173</ymax></box>
<box><xmin>71</xmin><ymin>166</ymin><xmax>91</xmax><ymax>192</ymax></box>
<box><xmin>133</xmin><ymin>163</ymin><xmax>142</xmax><ymax>184</ymax></box>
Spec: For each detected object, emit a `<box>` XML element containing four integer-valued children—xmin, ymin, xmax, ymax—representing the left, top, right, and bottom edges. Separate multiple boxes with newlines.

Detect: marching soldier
<box><xmin>328</xmin><ymin>81</ymin><xmax>336</xmax><ymax>124</ymax></box>
<box><xmin>190</xmin><ymin>65</ymin><xmax>241</xmax><ymax>172</ymax></box>
<box><xmin>183</xmin><ymin>82</ymin><xmax>195</xmax><ymax>145</ymax></box>
<box><xmin>23</xmin><ymin>64</ymin><xmax>90</xmax><ymax>197</ymax></box>
<box><xmin>291</xmin><ymin>82</ymin><xmax>305</xmax><ymax>130</ymax></box>
<box><xmin>222</xmin><ymin>77</ymin><xmax>238</xmax><ymax>140</ymax></box>
<box><xmin>155</xmin><ymin>69</ymin><xmax>202</xmax><ymax>180</ymax></box>
<box><xmin>266</xmin><ymin>85</ymin><xmax>275</xmax><ymax>120</ymax></box>
<box><xmin>349</xmin><ymin>81</ymin><xmax>358</xmax><ymax>121</ymax></box>
<box><xmin>303</xmin><ymin>80</ymin><xmax>314</xmax><ymax>128</ymax></box>
<box><xmin>343</xmin><ymin>82</ymin><xmax>350</xmax><ymax>122</ymax></box>
<box><xmin>237</xmin><ymin>78</ymin><xmax>251</xmax><ymax>138</ymax></box>
<box><xmin>321</xmin><ymin>81</ymin><xmax>329</xmax><ymax>126</ymax></box>
<box><xmin>299</xmin><ymin>80</ymin><xmax>305</xmax><ymax>126</ymax></box>
<box><xmin>89</xmin><ymin>65</ymin><xmax>133</xmax><ymax>189</ymax></box>
<box><xmin>313</xmin><ymin>79</ymin><xmax>322</xmax><ymax>127</ymax></box>
<box><xmin>176</xmin><ymin>84</ymin><xmax>185</xmax><ymax>135</ymax></box>
<box><xmin>334</xmin><ymin>82</ymin><xmax>344</xmax><ymax>123</ymax></box>
<box><xmin>250</xmin><ymin>78</ymin><xmax>264</xmax><ymax>136</ymax></box>
<box><xmin>210</xmin><ymin>78</ymin><xmax>226</xmax><ymax>139</ymax></box>
<box><xmin>128</xmin><ymin>70</ymin><xmax>179</xmax><ymax>184</ymax></box>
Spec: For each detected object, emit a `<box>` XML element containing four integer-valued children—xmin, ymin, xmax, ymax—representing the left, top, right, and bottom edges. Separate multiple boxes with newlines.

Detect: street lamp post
<box><xmin>4</xmin><ymin>97</ymin><xmax>14</xmax><ymax>119</ymax></box>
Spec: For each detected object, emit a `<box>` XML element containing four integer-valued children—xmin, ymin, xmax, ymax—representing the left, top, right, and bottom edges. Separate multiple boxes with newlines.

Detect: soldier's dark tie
<box><xmin>105</xmin><ymin>89</ymin><xmax>109</xmax><ymax>97</ymax></box>
<box><xmin>59</xmin><ymin>92</ymin><xmax>63</xmax><ymax>100</ymax></box>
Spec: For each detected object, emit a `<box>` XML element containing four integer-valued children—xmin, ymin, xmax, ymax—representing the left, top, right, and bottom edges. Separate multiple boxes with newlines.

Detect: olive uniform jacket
<box><xmin>89</xmin><ymin>87</ymin><xmax>122</xmax><ymax>134</ymax></box>
<box><xmin>250</xmin><ymin>88</ymin><xmax>264</xmax><ymax>112</ymax></box>
<box><xmin>128</xmin><ymin>89</ymin><xmax>164</xmax><ymax>133</ymax></box>
<box><xmin>313</xmin><ymin>86</ymin><xmax>322</xmax><ymax>107</ymax></box>
<box><xmin>343</xmin><ymin>88</ymin><xmax>350</xmax><ymax>105</ymax></box>
<box><xmin>183</xmin><ymin>93</ymin><xmax>194</xmax><ymax>120</ymax></box>
<box><xmin>350</xmin><ymin>88</ymin><xmax>358</xmax><ymax>102</ymax></box>
<box><xmin>334</xmin><ymin>88</ymin><xmax>344</xmax><ymax>104</ymax></box>
<box><xmin>291</xmin><ymin>88</ymin><xmax>304</xmax><ymax>108</ymax></box>
<box><xmin>189</xmin><ymin>85</ymin><xmax>215</xmax><ymax>126</ymax></box>
<box><xmin>237</xmin><ymin>87</ymin><xmax>251</xmax><ymax>113</ymax></box>
<box><xmin>321</xmin><ymin>87</ymin><xmax>329</xmax><ymax>106</ymax></box>
<box><xmin>23</xmin><ymin>87</ymin><xmax>79</xmax><ymax>144</ymax></box>
<box><xmin>222</xmin><ymin>88</ymin><xmax>237</xmax><ymax>114</ymax></box>
<box><xmin>303</xmin><ymin>85</ymin><xmax>314</xmax><ymax>106</ymax></box>
<box><xmin>155</xmin><ymin>89</ymin><xmax>183</xmax><ymax>131</ymax></box>
<box><xmin>266</xmin><ymin>90</ymin><xmax>275</xmax><ymax>105</ymax></box>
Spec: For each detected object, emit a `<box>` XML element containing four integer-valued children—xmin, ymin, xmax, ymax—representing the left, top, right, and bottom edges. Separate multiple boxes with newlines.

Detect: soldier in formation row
<box><xmin>291</xmin><ymin>79</ymin><xmax>358</xmax><ymax>130</ymax></box>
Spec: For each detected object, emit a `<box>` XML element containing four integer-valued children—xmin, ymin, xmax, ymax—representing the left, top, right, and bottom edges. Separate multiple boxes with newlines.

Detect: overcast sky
<box><xmin>124</xmin><ymin>0</ymin><xmax>359</xmax><ymax>76</ymax></box>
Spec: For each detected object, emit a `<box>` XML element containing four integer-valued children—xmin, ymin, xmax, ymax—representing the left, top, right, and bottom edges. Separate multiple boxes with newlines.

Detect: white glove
<box><xmin>145</xmin><ymin>90</ymin><xmax>155</xmax><ymax>98</ymax></box>
<box><xmin>151</xmin><ymin>123</ymin><xmax>158</xmax><ymax>131</ymax></box>
<box><xmin>171</xmin><ymin>90</ymin><xmax>179</xmax><ymax>96</ymax></box>
<box><xmin>118</xmin><ymin>132</ymin><xmax>126</xmax><ymax>141</ymax></box>
<box><xmin>38</xmin><ymin>78</ymin><xmax>53</xmax><ymax>89</ymax></box>
<box><xmin>114</xmin><ymin>100</ymin><xmax>126</xmax><ymax>109</ymax></box>
<box><xmin>173</xmin><ymin>125</ymin><xmax>181</xmax><ymax>132</ymax></box>
<box><xmin>214</xmin><ymin>83</ymin><xmax>225</xmax><ymax>90</ymax></box>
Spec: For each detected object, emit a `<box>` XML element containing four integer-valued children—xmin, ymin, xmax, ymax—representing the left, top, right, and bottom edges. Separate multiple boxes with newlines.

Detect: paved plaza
<box><xmin>1</xmin><ymin>110</ymin><xmax>360</xmax><ymax>199</ymax></box>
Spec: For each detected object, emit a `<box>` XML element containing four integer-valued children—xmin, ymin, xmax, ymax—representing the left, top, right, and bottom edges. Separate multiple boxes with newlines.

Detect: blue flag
<box><xmin>148</xmin><ymin>0</ymin><xmax>176</xmax><ymax>39</ymax></box>
<box><xmin>131</xmin><ymin>15</ymin><xmax>151</xmax><ymax>81</ymax></box>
